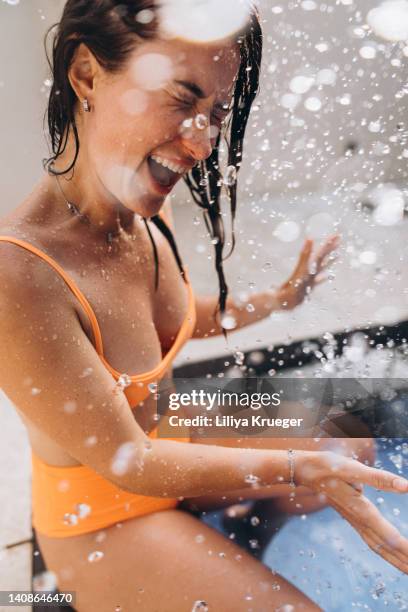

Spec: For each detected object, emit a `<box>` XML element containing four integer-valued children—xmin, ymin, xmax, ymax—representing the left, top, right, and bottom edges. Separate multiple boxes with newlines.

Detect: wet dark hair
<box><xmin>44</xmin><ymin>0</ymin><xmax>262</xmax><ymax>330</ymax></box>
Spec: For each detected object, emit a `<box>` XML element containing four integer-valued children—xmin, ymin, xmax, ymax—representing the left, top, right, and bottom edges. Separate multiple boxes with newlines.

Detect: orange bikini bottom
<box><xmin>32</xmin><ymin>432</ymin><xmax>190</xmax><ymax>539</ymax></box>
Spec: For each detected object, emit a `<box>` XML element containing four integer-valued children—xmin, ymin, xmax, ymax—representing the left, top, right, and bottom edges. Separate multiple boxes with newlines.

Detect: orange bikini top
<box><xmin>0</xmin><ymin>234</ymin><xmax>196</xmax><ymax>408</ymax></box>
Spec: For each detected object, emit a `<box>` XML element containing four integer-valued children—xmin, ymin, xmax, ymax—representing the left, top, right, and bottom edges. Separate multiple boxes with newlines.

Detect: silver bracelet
<box><xmin>288</xmin><ymin>448</ymin><xmax>296</xmax><ymax>488</ymax></box>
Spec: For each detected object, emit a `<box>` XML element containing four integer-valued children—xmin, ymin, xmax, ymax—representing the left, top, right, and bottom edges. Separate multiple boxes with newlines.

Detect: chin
<box><xmin>127</xmin><ymin>194</ymin><xmax>166</xmax><ymax>219</ymax></box>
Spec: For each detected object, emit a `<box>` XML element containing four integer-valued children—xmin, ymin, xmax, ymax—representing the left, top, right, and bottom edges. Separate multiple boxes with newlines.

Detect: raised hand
<box><xmin>275</xmin><ymin>234</ymin><xmax>340</xmax><ymax>310</ymax></box>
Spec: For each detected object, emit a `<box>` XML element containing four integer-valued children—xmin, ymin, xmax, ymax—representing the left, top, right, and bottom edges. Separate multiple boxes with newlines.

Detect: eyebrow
<box><xmin>174</xmin><ymin>79</ymin><xmax>230</xmax><ymax>112</ymax></box>
<box><xmin>174</xmin><ymin>79</ymin><xmax>206</xmax><ymax>99</ymax></box>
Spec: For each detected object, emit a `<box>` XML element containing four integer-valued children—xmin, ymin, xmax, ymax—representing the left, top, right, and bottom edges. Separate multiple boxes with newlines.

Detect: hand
<box><xmin>275</xmin><ymin>235</ymin><xmax>340</xmax><ymax>310</ymax></box>
<box><xmin>295</xmin><ymin>450</ymin><xmax>408</xmax><ymax>573</ymax></box>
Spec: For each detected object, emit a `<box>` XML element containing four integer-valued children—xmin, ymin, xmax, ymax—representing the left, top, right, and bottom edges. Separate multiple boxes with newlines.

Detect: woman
<box><xmin>0</xmin><ymin>1</ymin><xmax>407</xmax><ymax>610</ymax></box>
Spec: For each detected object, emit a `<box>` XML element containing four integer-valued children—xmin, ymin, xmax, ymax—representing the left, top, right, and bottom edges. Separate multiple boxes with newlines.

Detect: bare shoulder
<box><xmin>0</xmin><ymin>222</ymin><xmax>147</xmax><ymax>489</ymax></box>
<box><xmin>0</xmin><ymin>227</ymin><xmax>76</xmax><ymax>309</ymax></box>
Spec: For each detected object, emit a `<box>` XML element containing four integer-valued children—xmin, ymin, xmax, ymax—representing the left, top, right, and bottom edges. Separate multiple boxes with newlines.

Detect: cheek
<box><xmin>88</xmin><ymin>88</ymin><xmax>182</xmax><ymax>165</ymax></box>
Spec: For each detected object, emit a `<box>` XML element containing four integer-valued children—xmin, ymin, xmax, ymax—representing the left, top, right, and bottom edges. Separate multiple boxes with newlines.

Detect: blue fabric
<box><xmin>202</xmin><ymin>440</ymin><xmax>408</xmax><ymax>611</ymax></box>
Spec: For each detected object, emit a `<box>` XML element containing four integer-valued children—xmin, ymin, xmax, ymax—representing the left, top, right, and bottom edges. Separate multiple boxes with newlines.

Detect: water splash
<box><xmin>159</xmin><ymin>0</ymin><xmax>252</xmax><ymax>43</ymax></box>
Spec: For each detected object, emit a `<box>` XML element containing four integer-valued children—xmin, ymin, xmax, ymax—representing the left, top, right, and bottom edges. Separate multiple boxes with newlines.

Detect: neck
<box><xmin>47</xmin><ymin>131</ymin><xmax>138</xmax><ymax>240</ymax></box>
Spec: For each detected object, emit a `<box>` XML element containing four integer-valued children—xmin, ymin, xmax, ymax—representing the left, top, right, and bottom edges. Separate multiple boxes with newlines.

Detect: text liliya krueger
<box><xmin>167</xmin><ymin>414</ymin><xmax>304</xmax><ymax>429</ymax></box>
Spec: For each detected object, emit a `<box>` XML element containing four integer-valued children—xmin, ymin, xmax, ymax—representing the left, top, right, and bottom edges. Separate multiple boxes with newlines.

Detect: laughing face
<box><xmin>79</xmin><ymin>37</ymin><xmax>240</xmax><ymax>218</ymax></box>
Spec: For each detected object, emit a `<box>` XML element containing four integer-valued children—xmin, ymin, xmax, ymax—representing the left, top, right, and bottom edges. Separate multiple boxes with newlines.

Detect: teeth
<box><xmin>151</xmin><ymin>155</ymin><xmax>185</xmax><ymax>175</ymax></box>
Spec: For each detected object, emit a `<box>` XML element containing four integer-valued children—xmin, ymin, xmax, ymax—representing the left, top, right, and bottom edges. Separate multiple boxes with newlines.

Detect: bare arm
<box><xmin>192</xmin><ymin>292</ymin><xmax>277</xmax><ymax>338</ymax></box>
<box><xmin>192</xmin><ymin>235</ymin><xmax>340</xmax><ymax>339</ymax></box>
<box><xmin>0</xmin><ymin>245</ymin><xmax>290</xmax><ymax>498</ymax></box>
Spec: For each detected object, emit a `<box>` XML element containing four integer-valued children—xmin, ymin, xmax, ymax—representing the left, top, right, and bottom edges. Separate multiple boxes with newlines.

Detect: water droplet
<box><xmin>359</xmin><ymin>251</ymin><xmax>377</xmax><ymax>265</ymax></box>
<box><xmin>360</xmin><ymin>44</ymin><xmax>377</xmax><ymax>59</ymax></box>
<box><xmin>368</xmin><ymin>120</ymin><xmax>381</xmax><ymax>133</ymax></box>
<box><xmin>195</xmin><ymin>114</ymin><xmax>209</xmax><ymax>130</ymax></box>
<box><xmin>131</xmin><ymin>53</ymin><xmax>174</xmax><ymax>92</ymax></box>
<box><xmin>146</xmin><ymin>382</ymin><xmax>157</xmax><ymax>396</ymax></box>
<box><xmin>233</xmin><ymin>351</ymin><xmax>245</xmax><ymax>365</ymax></box>
<box><xmin>191</xmin><ymin>601</ymin><xmax>209</xmax><ymax>612</ymax></box>
<box><xmin>371</xmin><ymin>581</ymin><xmax>386</xmax><ymax>599</ymax></box>
<box><xmin>273</xmin><ymin>220</ymin><xmax>301</xmax><ymax>242</ymax></box>
<box><xmin>180</xmin><ymin>117</ymin><xmax>194</xmax><ymax>134</ymax></box>
<box><xmin>223</xmin><ymin>165</ymin><xmax>237</xmax><ymax>187</ymax></box>
<box><xmin>289</xmin><ymin>75</ymin><xmax>315</xmax><ymax>95</ymax></box>
<box><xmin>250</xmin><ymin>516</ymin><xmax>260</xmax><ymax>526</ymax></box>
<box><xmin>195</xmin><ymin>534</ymin><xmax>205</xmax><ymax>544</ymax></box>
<box><xmin>393</xmin><ymin>507</ymin><xmax>401</xmax><ymax>516</ymax></box>
<box><xmin>367</xmin><ymin>1</ymin><xmax>408</xmax><ymax>42</ymax></box>
<box><xmin>95</xmin><ymin>530</ymin><xmax>107</xmax><ymax>543</ymax></box>
<box><xmin>316</xmin><ymin>69</ymin><xmax>337</xmax><ymax>86</ymax></box>
<box><xmin>249</xmin><ymin>538</ymin><xmax>259</xmax><ymax>549</ymax></box>
<box><xmin>220</xmin><ymin>314</ymin><xmax>237</xmax><ymax>330</ymax></box>
<box><xmin>85</xmin><ymin>435</ymin><xmax>98</xmax><ymax>447</ymax></box>
<box><xmin>280</xmin><ymin>93</ymin><xmax>301</xmax><ymax>110</ymax></box>
<box><xmin>63</xmin><ymin>401</ymin><xmax>77</xmax><ymax>414</ymax></box>
<box><xmin>135</xmin><ymin>8</ymin><xmax>154</xmax><ymax>24</ymax></box>
<box><xmin>389</xmin><ymin>453</ymin><xmax>403</xmax><ymax>470</ymax></box>
<box><xmin>304</xmin><ymin>97</ymin><xmax>322</xmax><ymax>112</ymax></box>
<box><xmin>79</xmin><ymin>367</ymin><xmax>93</xmax><ymax>378</ymax></box>
<box><xmin>338</xmin><ymin>94</ymin><xmax>351</xmax><ymax>106</ymax></box>
<box><xmin>76</xmin><ymin>503</ymin><xmax>91</xmax><ymax>519</ymax></box>
<box><xmin>111</xmin><ymin>442</ymin><xmax>138</xmax><ymax>476</ymax></box>
<box><xmin>32</xmin><ymin>570</ymin><xmax>57</xmax><ymax>592</ymax></box>
<box><xmin>301</xmin><ymin>0</ymin><xmax>317</xmax><ymax>10</ymax></box>
<box><xmin>87</xmin><ymin>550</ymin><xmax>104</xmax><ymax>563</ymax></box>
<box><xmin>63</xmin><ymin>513</ymin><xmax>78</xmax><ymax>526</ymax></box>
<box><xmin>248</xmin><ymin>351</ymin><xmax>264</xmax><ymax>366</ymax></box>
<box><xmin>57</xmin><ymin>480</ymin><xmax>70</xmax><ymax>493</ymax></box>
<box><xmin>117</xmin><ymin>374</ymin><xmax>132</xmax><ymax>390</ymax></box>
<box><xmin>244</xmin><ymin>473</ymin><xmax>260</xmax><ymax>486</ymax></box>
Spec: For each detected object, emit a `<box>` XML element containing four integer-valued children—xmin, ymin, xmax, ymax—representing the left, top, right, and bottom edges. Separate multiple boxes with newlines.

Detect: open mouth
<box><xmin>147</xmin><ymin>155</ymin><xmax>184</xmax><ymax>189</ymax></box>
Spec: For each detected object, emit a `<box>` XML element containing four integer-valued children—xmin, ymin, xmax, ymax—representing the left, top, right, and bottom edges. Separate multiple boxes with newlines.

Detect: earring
<box><xmin>82</xmin><ymin>98</ymin><xmax>90</xmax><ymax>113</ymax></box>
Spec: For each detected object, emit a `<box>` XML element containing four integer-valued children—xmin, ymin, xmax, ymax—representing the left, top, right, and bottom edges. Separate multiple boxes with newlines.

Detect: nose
<box><xmin>180</xmin><ymin>118</ymin><xmax>213</xmax><ymax>162</ymax></box>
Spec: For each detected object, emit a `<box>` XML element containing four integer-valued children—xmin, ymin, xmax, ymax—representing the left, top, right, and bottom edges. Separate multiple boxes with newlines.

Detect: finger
<box><xmin>341</xmin><ymin>459</ymin><xmax>408</xmax><ymax>493</ymax></box>
<box><xmin>339</xmin><ymin>508</ymin><xmax>408</xmax><ymax>572</ymax></box>
<box><xmin>314</xmin><ymin>234</ymin><xmax>339</xmax><ymax>260</ymax></box>
<box><xmin>314</xmin><ymin>239</ymin><xmax>339</xmax><ymax>274</ymax></box>
<box><xmin>314</xmin><ymin>273</ymin><xmax>328</xmax><ymax>285</ymax></box>
<box><xmin>351</xmin><ymin>482</ymin><xmax>364</xmax><ymax>494</ymax></box>
<box><xmin>315</xmin><ymin>253</ymin><xmax>339</xmax><ymax>272</ymax></box>
<box><xmin>325</xmin><ymin>482</ymin><xmax>408</xmax><ymax>571</ymax></box>
<box><xmin>326</xmin><ymin>481</ymin><xmax>408</xmax><ymax>559</ymax></box>
<box><xmin>330</xmin><ymin>498</ymin><xmax>408</xmax><ymax>572</ymax></box>
<box><xmin>292</xmin><ymin>240</ymin><xmax>314</xmax><ymax>278</ymax></box>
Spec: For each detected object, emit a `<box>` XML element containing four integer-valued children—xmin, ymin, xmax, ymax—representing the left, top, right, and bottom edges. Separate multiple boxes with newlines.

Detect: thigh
<box><xmin>37</xmin><ymin>510</ymin><xmax>320</xmax><ymax>612</ymax></box>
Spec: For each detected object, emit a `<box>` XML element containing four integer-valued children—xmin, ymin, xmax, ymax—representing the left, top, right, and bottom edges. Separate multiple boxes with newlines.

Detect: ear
<box><xmin>68</xmin><ymin>43</ymin><xmax>102</xmax><ymax>106</ymax></box>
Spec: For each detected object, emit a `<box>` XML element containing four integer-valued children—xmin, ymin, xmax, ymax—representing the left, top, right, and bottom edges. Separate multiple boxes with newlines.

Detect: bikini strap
<box><xmin>0</xmin><ymin>236</ymin><xmax>104</xmax><ymax>354</ymax></box>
